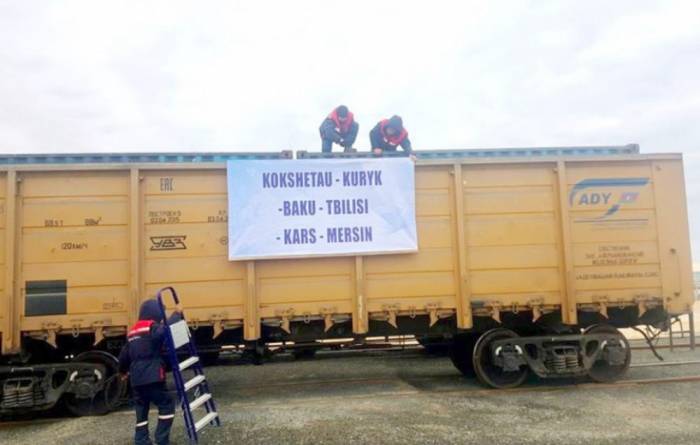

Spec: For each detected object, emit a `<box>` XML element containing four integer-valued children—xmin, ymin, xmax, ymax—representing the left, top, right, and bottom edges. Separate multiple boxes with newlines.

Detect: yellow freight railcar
<box><xmin>0</xmin><ymin>145</ymin><xmax>694</xmax><ymax>415</ymax></box>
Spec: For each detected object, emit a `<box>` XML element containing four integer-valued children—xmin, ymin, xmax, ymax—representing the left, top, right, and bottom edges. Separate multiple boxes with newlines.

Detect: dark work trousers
<box><xmin>321</xmin><ymin>137</ymin><xmax>334</xmax><ymax>153</ymax></box>
<box><xmin>133</xmin><ymin>382</ymin><xmax>176</xmax><ymax>445</ymax></box>
<box><xmin>322</xmin><ymin>138</ymin><xmax>354</xmax><ymax>153</ymax></box>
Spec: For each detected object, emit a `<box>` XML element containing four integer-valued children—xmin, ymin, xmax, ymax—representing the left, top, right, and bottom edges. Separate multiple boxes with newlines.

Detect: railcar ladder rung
<box><xmin>195</xmin><ymin>412</ymin><xmax>219</xmax><ymax>432</ymax></box>
<box><xmin>179</xmin><ymin>356</ymin><xmax>199</xmax><ymax>371</ymax></box>
<box><xmin>184</xmin><ymin>375</ymin><xmax>206</xmax><ymax>392</ymax></box>
<box><xmin>189</xmin><ymin>393</ymin><xmax>212</xmax><ymax>411</ymax></box>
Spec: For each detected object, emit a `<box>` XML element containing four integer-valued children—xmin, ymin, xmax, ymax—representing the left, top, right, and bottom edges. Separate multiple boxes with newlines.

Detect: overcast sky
<box><xmin>0</xmin><ymin>1</ymin><xmax>698</xmax><ymax>267</ymax></box>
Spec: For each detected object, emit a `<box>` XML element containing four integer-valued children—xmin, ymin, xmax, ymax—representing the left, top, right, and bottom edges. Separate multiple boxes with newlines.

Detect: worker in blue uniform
<box><xmin>119</xmin><ymin>300</ymin><xmax>183</xmax><ymax>445</ymax></box>
<box><xmin>319</xmin><ymin>105</ymin><xmax>359</xmax><ymax>152</ymax></box>
<box><xmin>369</xmin><ymin>115</ymin><xmax>412</xmax><ymax>155</ymax></box>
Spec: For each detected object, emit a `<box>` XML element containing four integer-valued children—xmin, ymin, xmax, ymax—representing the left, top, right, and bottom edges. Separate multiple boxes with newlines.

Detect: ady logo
<box><xmin>569</xmin><ymin>178</ymin><xmax>649</xmax><ymax>221</ymax></box>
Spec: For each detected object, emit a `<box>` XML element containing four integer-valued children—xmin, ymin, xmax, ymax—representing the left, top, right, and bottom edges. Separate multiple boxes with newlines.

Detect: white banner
<box><xmin>227</xmin><ymin>158</ymin><xmax>417</xmax><ymax>260</ymax></box>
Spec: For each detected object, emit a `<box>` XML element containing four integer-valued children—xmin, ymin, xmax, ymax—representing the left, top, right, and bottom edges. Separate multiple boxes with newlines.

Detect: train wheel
<box><xmin>584</xmin><ymin>324</ymin><xmax>631</xmax><ymax>383</ymax></box>
<box><xmin>449</xmin><ymin>333</ymin><xmax>478</xmax><ymax>376</ymax></box>
<box><xmin>472</xmin><ymin>328</ymin><xmax>528</xmax><ymax>388</ymax></box>
<box><xmin>64</xmin><ymin>351</ymin><xmax>126</xmax><ymax>416</ymax></box>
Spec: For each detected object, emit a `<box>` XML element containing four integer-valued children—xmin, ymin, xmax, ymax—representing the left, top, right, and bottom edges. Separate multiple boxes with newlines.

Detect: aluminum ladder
<box><xmin>156</xmin><ymin>286</ymin><xmax>221</xmax><ymax>444</ymax></box>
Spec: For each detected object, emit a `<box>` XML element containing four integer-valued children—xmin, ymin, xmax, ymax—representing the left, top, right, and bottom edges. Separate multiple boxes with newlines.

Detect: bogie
<box><xmin>450</xmin><ymin>325</ymin><xmax>632</xmax><ymax>388</ymax></box>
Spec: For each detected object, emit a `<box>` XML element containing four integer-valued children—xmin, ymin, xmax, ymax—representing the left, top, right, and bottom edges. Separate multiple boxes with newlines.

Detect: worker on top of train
<box><xmin>369</xmin><ymin>115</ymin><xmax>413</xmax><ymax>157</ymax></box>
<box><xmin>119</xmin><ymin>299</ymin><xmax>182</xmax><ymax>445</ymax></box>
<box><xmin>319</xmin><ymin>105</ymin><xmax>359</xmax><ymax>153</ymax></box>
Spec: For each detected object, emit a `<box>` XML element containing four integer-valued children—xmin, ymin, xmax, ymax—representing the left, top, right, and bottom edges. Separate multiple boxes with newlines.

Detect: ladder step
<box><xmin>189</xmin><ymin>393</ymin><xmax>212</xmax><ymax>411</ymax></box>
<box><xmin>184</xmin><ymin>375</ymin><xmax>206</xmax><ymax>392</ymax></box>
<box><xmin>179</xmin><ymin>356</ymin><xmax>199</xmax><ymax>371</ymax></box>
<box><xmin>194</xmin><ymin>412</ymin><xmax>218</xmax><ymax>432</ymax></box>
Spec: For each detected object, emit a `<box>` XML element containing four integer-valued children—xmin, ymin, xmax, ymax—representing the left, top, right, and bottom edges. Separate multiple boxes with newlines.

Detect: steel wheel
<box><xmin>584</xmin><ymin>324</ymin><xmax>631</xmax><ymax>383</ymax></box>
<box><xmin>64</xmin><ymin>351</ymin><xmax>125</xmax><ymax>416</ymax></box>
<box><xmin>472</xmin><ymin>328</ymin><xmax>528</xmax><ymax>388</ymax></box>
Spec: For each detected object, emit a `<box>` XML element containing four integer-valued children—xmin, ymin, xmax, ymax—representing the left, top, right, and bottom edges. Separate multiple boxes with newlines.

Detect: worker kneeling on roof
<box><xmin>119</xmin><ymin>299</ymin><xmax>183</xmax><ymax>445</ymax></box>
<box><xmin>319</xmin><ymin>105</ymin><xmax>359</xmax><ymax>153</ymax></box>
<box><xmin>370</xmin><ymin>115</ymin><xmax>413</xmax><ymax>156</ymax></box>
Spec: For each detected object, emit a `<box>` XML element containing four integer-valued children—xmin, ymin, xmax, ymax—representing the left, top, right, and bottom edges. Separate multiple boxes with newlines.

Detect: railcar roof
<box><xmin>0</xmin><ymin>145</ymin><xmax>641</xmax><ymax>165</ymax></box>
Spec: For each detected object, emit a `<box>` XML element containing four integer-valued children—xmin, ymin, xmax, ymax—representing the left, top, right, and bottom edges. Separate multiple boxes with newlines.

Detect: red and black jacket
<box><xmin>370</xmin><ymin>119</ymin><xmax>412</xmax><ymax>153</ymax></box>
<box><xmin>329</xmin><ymin>108</ymin><xmax>355</xmax><ymax>134</ymax></box>
<box><xmin>319</xmin><ymin>109</ymin><xmax>359</xmax><ymax>146</ymax></box>
<box><xmin>118</xmin><ymin>300</ymin><xmax>180</xmax><ymax>387</ymax></box>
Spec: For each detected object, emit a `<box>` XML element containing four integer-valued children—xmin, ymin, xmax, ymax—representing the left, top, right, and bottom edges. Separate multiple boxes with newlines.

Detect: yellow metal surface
<box><xmin>650</xmin><ymin>160</ymin><xmax>694</xmax><ymax>314</ymax></box>
<box><xmin>556</xmin><ymin>161</ymin><xmax>577</xmax><ymax>324</ymax></box>
<box><xmin>1</xmin><ymin>172</ymin><xmax>9</xmax><ymax>353</ymax></box>
<box><xmin>452</xmin><ymin>164</ymin><xmax>472</xmax><ymax>329</ymax></box>
<box><xmin>0</xmin><ymin>154</ymin><xmax>694</xmax><ymax>353</ymax></box>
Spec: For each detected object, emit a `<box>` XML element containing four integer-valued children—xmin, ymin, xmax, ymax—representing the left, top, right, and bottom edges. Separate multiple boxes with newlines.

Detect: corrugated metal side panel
<box><xmin>18</xmin><ymin>171</ymin><xmax>131</xmax><ymax>334</ymax></box>
<box><xmin>256</xmin><ymin>256</ymin><xmax>354</xmax><ymax>320</ymax></box>
<box><xmin>141</xmin><ymin>169</ymin><xmax>246</xmax><ymax>326</ymax></box>
<box><xmin>649</xmin><ymin>159</ymin><xmax>694</xmax><ymax>314</ymax></box>
<box><xmin>565</xmin><ymin>161</ymin><xmax>662</xmax><ymax>306</ymax></box>
<box><xmin>462</xmin><ymin>163</ymin><xmax>563</xmax><ymax>311</ymax></box>
<box><xmin>454</xmin><ymin>157</ymin><xmax>693</xmax><ymax>319</ymax></box>
<box><xmin>364</xmin><ymin>166</ymin><xmax>458</xmax><ymax>314</ymax></box>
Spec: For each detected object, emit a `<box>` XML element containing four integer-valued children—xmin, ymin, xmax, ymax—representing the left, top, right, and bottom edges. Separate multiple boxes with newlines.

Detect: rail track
<box><xmin>3</xmin><ymin>359</ymin><xmax>700</xmax><ymax>428</ymax></box>
<box><xmin>2</xmin><ymin>339</ymin><xmax>700</xmax><ymax>428</ymax></box>
<box><xmin>201</xmin><ymin>372</ymin><xmax>700</xmax><ymax>411</ymax></box>
<box><xmin>220</xmin><ymin>359</ymin><xmax>700</xmax><ymax>391</ymax></box>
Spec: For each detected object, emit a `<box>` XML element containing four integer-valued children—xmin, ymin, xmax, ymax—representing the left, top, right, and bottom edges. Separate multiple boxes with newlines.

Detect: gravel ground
<box><xmin>2</xmin><ymin>344</ymin><xmax>700</xmax><ymax>445</ymax></box>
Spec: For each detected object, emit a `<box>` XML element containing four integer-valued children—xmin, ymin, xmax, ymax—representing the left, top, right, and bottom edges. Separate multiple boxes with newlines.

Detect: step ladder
<box><xmin>156</xmin><ymin>286</ymin><xmax>221</xmax><ymax>444</ymax></box>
